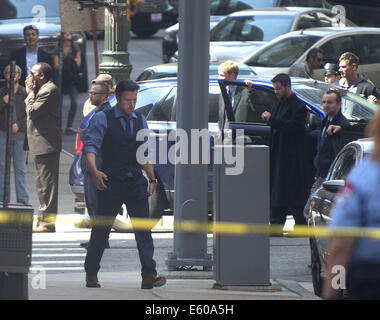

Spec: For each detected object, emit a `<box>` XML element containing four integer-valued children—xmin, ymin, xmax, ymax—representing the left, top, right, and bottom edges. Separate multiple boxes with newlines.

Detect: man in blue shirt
<box><xmin>83</xmin><ymin>80</ymin><xmax>166</xmax><ymax>289</ymax></box>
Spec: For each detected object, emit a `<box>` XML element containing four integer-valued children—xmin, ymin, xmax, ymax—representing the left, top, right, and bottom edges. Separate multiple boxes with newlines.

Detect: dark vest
<box><xmin>101</xmin><ymin>108</ymin><xmax>145</xmax><ymax>181</ymax></box>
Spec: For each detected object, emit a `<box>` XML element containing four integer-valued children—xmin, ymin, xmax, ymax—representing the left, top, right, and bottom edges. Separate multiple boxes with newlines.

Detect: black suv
<box><xmin>131</xmin><ymin>0</ymin><xmax>177</xmax><ymax>37</ymax></box>
<box><xmin>0</xmin><ymin>0</ymin><xmax>88</xmax><ymax>91</ymax></box>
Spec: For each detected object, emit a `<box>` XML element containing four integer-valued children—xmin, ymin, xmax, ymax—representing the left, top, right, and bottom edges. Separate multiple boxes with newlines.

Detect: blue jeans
<box><xmin>0</xmin><ymin>131</ymin><xmax>29</xmax><ymax>204</ymax></box>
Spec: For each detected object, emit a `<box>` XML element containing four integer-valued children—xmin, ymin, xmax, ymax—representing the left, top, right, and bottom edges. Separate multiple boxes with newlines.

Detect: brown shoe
<box><xmin>33</xmin><ymin>226</ymin><xmax>55</xmax><ymax>233</ymax></box>
<box><xmin>141</xmin><ymin>274</ymin><xmax>166</xmax><ymax>289</ymax></box>
<box><xmin>86</xmin><ymin>275</ymin><xmax>101</xmax><ymax>288</ymax></box>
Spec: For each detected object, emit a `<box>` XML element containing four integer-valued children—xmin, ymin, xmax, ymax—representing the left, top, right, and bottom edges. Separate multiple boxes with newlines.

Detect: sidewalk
<box><xmin>28</xmin><ymin>271</ymin><xmax>319</xmax><ymax>300</ymax></box>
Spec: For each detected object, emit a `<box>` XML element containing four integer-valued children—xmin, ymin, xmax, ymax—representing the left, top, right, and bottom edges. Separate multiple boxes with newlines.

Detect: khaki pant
<box><xmin>34</xmin><ymin>152</ymin><xmax>60</xmax><ymax>228</ymax></box>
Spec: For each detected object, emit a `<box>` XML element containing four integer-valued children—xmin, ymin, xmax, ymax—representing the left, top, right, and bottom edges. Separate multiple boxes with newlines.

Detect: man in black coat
<box><xmin>261</xmin><ymin>73</ymin><xmax>308</xmax><ymax>227</ymax></box>
<box><xmin>9</xmin><ymin>25</ymin><xmax>53</xmax><ymax>85</ymax></box>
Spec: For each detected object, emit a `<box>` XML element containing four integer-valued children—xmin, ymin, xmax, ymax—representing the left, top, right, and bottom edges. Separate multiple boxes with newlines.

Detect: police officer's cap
<box><xmin>324</xmin><ymin>63</ymin><xmax>339</xmax><ymax>76</ymax></box>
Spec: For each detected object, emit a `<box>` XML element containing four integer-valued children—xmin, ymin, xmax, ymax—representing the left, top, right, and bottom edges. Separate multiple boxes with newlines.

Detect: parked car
<box><xmin>135</xmin><ymin>62</ymin><xmax>255</xmax><ymax>81</ymax></box>
<box><xmin>241</xmin><ymin>27</ymin><xmax>380</xmax><ymax>88</ymax></box>
<box><xmin>131</xmin><ymin>0</ymin><xmax>177</xmax><ymax>38</ymax></box>
<box><xmin>307</xmin><ymin>138</ymin><xmax>373</xmax><ymax>297</ymax></box>
<box><xmin>69</xmin><ymin>76</ymin><xmax>377</xmax><ymax>217</ymax></box>
<box><xmin>163</xmin><ymin>0</ymin><xmax>333</xmax><ymax>63</ymax></box>
<box><xmin>209</xmin><ymin>7</ymin><xmax>355</xmax><ymax>63</ymax></box>
<box><xmin>327</xmin><ymin>0</ymin><xmax>380</xmax><ymax>28</ymax></box>
<box><xmin>0</xmin><ymin>0</ymin><xmax>88</xmax><ymax>91</ymax></box>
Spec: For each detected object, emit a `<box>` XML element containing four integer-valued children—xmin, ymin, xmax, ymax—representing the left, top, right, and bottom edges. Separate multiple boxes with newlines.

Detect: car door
<box><xmin>145</xmin><ymin>83</ymin><xmax>223</xmax><ymax>209</ymax></box>
<box><xmin>354</xmin><ymin>34</ymin><xmax>380</xmax><ymax>89</ymax></box>
<box><xmin>219</xmin><ymin>79</ymin><xmax>321</xmax><ymax>190</ymax></box>
<box><xmin>310</xmin><ymin>144</ymin><xmax>361</xmax><ymax>262</ymax></box>
<box><xmin>219</xmin><ymin>79</ymin><xmax>320</xmax><ymax>144</ymax></box>
<box><xmin>313</xmin><ymin>34</ymin><xmax>360</xmax><ymax>81</ymax></box>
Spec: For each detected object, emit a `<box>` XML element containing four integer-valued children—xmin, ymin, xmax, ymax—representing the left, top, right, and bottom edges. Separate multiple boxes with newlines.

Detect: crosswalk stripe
<box><xmin>33</xmin><ymin>243</ymin><xmax>80</xmax><ymax>246</ymax></box>
<box><xmin>30</xmin><ymin>267</ymin><xmax>84</xmax><ymax>271</ymax></box>
<box><xmin>32</xmin><ymin>253</ymin><xmax>86</xmax><ymax>257</ymax></box>
<box><xmin>32</xmin><ymin>248</ymin><xmax>84</xmax><ymax>251</ymax></box>
<box><xmin>32</xmin><ymin>261</ymin><xmax>85</xmax><ymax>264</ymax></box>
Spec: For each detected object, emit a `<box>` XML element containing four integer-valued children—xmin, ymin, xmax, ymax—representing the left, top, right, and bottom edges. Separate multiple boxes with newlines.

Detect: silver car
<box><xmin>241</xmin><ymin>27</ymin><xmax>380</xmax><ymax>88</ymax></box>
<box><xmin>163</xmin><ymin>0</ymin><xmax>333</xmax><ymax>63</ymax></box>
<box><xmin>209</xmin><ymin>7</ymin><xmax>354</xmax><ymax>62</ymax></box>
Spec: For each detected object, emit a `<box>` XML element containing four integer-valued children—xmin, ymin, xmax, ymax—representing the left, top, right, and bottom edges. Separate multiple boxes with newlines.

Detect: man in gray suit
<box><xmin>25</xmin><ymin>62</ymin><xmax>61</xmax><ymax>232</ymax></box>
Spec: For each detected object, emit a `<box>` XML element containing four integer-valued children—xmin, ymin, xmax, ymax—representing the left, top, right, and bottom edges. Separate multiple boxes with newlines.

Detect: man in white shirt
<box><xmin>9</xmin><ymin>25</ymin><xmax>53</xmax><ymax>85</ymax></box>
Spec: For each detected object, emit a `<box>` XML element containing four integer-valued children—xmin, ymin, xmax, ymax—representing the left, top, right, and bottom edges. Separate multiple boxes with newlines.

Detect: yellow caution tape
<box><xmin>1</xmin><ymin>210</ymin><xmax>380</xmax><ymax>240</ymax></box>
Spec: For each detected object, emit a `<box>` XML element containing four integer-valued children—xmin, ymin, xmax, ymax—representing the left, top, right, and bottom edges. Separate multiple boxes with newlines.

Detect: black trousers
<box><xmin>270</xmin><ymin>205</ymin><xmax>307</xmax><ymax>226</ymax></box>
<box><xmin>84</xmin><ymin>176</ymin><xmax>157</xmax><ymax>278</ymax></box>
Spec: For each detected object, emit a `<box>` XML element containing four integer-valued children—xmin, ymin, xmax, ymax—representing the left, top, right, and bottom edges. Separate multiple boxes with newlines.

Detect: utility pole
<box><xmin>165</xmin><ymin>0</ymin><xmax>212</xmax><ymax>271</ymax></box>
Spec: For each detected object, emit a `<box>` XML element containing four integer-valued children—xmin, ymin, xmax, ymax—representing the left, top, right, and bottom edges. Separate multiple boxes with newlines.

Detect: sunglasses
<box><xmin>89</xmin><ymin>92</ymin><xmax>106</xmax><ymax>96</ymax></box>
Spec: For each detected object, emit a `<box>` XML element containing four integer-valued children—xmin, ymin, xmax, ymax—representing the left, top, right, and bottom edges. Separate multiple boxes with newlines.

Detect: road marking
<box><xmin>32</xmin><ymin>248</ymin><xmax>84</xmax><ymax>251</ymax></box>
<box><xmin>33</xmin><ymin>243</ymin><xmax>80</xmax><ymax>246</ymax></box>
<box><xmin>30</xmin><ymin>267</ymin><xmax>83</xmax><ymax>271</ymax></box>
<box><xmin>32</xmin><ymin>253</ymin><xmax>86</xmax><ymax>257</ymax></box>
<box><xmin>31</xmin><ymin>261</ymin><xmax>85</xmax><ymax>264</ymax></box>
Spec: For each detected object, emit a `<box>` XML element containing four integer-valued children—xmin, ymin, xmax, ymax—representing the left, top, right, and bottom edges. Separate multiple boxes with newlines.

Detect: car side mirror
<box><xmin>322</xmin><ymin>180</ymin><xmax>345</xmax><ymax>193</ymax></box>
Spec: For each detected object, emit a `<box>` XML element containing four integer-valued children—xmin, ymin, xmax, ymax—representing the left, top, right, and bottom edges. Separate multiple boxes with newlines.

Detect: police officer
<box><xmin>323</xmin><ymin>111</ymin><xmax>380</xmax><ymax>300</ymax></box>
<box><xmin>324</xmin><ymin>63</ymin><xmax>341</xmax><ymax>85</ymax></box>
<box><xmin>82</xmin><ymin>80</ymin><xmax>166</xmax><ymax>289</ymax></box>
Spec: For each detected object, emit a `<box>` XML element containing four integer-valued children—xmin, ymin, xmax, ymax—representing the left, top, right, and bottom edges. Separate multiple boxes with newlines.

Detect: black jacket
<box><xmin>9</xmin><ymin>46</ymin><xmax>53</xmax><ymax>85</ymax></box>
<box><xmin>314</xmin><ymin>111</ymin><xmax>350</xmax><ymax>178</ymax></box>
<box><xmin>267</xmin><ymin>93</ymin><xmax>309</xmax><ymax>207</ymax></box>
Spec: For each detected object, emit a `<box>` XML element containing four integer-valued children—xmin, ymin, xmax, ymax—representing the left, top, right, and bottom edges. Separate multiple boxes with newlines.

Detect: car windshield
<box><xmin>136</xmin><ymin>86</ymin><xmax>172</xmax><ymax>117</ymax></box>
<box><xmin>292</xmin><ymin>82</ymin><xmax>378</xmax><ymax>121</ymax></box>
<box><xmin>0</xmin><ymin>0</ymin><xmax>60</xmax><ymax>20</ymax></box>
<box><xmin>210</xmin><ymin>15</ymin><xmax>294</xmax><ymax>42</ymax></box>
<box><xmin>242</xmin><ymin>34</ymin><xmax>321</xmax><ymax>67</ymax></box>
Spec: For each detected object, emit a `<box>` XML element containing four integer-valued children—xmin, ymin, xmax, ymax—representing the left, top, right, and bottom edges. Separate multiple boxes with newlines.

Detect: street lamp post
<box><xmin>76</xmin><ymin>0</ymin><xmax>132</xmax><ymax>83</ymax></box>
<box><xmin>99</xmin><ymin>0</ymin><xmax>132</xmax><ymax>82</ymax></box>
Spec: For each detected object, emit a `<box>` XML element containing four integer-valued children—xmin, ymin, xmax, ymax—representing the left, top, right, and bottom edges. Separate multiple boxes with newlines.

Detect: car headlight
<box><xmin>164</xmin><ymin>32</ymin><xmax>176</xmax><ymax>42</ymax></box>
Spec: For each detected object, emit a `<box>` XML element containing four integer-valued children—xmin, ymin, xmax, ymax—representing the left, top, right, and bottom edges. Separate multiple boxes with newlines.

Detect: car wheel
<box><xmin>310</xmin><ymin>238</ymin><xmax>323</xmax><ymax>297</ymax></box>
<box><xmin>149</xmin><ymin>180</ymin><xmax>168</xmax><ymax>219</ymax></box>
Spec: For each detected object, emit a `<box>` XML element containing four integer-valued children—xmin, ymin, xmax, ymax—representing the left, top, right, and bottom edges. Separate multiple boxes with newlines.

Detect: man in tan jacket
<box><xmin>25</xmin><ymin>62</ymin><xmax>62</xmax><ymax>232</ymax></box>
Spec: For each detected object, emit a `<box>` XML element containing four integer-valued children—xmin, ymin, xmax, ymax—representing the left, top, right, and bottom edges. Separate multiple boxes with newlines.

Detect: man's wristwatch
<box><xmin>149</xmin><ymin>179</ymin><xmax>158</xmax><ymax>184</ymax></box>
